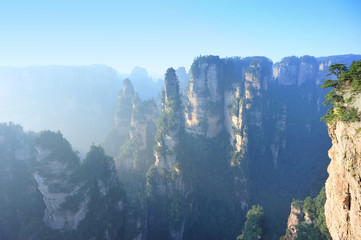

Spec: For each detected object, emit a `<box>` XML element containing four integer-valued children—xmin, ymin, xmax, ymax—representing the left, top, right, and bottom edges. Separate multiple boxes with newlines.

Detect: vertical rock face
<box><xmin>184</xmin><ymin>55</ymin><xmax>361</xmax><ymax>237</ymax></box>
<box><xmin>185</xmin><ymin>56</ymin><xmax>223</xmax><ymax>137</ymax></box>
<box><xmin>103</xmin><ymin>78</ymin><xmax>158</xmax><ymax>171</ymax></box>
<box><xmin>33</xmin><ymin>131</ymin><xmax>129</xmax><ymax>240</ymax></box>
<box><xmin>147</xmin><ymin>68</ymin><xmax>189</xmax><ymax>240</ymax></box>
<box><xmin>114</xmin><ymin>78</ymin><xmax>134</xmax><ymax>130</ymax></box>
<box><xmin>273</xmin><ymin>56</ymin><xmax>318</xmax><ymax>86</ymax></box>
<box><xmin>154</xmin><ymin>68</ymin><xmax>182</xmax><ymax>170</ymax></box>
<box><xmin>33</xmin><ymin>131</ymin><xmax>86</xmax><ymax>230</ymax></box>
<box><xmin>325</xmin><ymin>92</ymin><xmax>361</xmax><ymax>240</ymax></box>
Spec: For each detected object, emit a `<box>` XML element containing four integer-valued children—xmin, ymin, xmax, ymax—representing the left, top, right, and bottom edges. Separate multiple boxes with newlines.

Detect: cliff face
<box><xmin>182</xmin><ymin>55</ymin><xmax>360</xmax><ymax>237</ymax></box>
<box><xmin>186</xmin><ymin>56</ymin><xmax>223</xmax><ymax>137</ymax></box>
<box><xmin>33</xmin><ymin>131</ymin><xmax>128</xmax><ymax>239</ymax></box>
<box><xmin>103</xmin><ymin>78</ymin><xmax>158</xmax><ymax>171</ymax></box>
<box><xmin>0</xmin><ymin>124</ymin><xmax>136</xmax><ymax>239</ymax></box>
<box><xmin>146</xmin><ymin>68</ymin><xmax>189</xmax><ymax>240</ymax></box>
<box><xmin>33</xmin><ymin>131</ymin><xmax>86</xmax><ymax>230</ymax></box>
<box><xmin>325</xmin><ymin>91</ymin><xmax>361</xmax><ymax>240</ymax></box>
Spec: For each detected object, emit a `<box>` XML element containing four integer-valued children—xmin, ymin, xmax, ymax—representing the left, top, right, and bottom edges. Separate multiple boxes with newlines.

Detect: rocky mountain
<box><xmin>1</xmin><ymin>54</ymin><xmax>361</xmax><ymax>240</ymax></box>
<box><xmin>322</xmin><ymin>60</ymin><xmax>361</xmax><ymax>240</ymax></box>
<box><xmin>146</xmin><ymin>68</ymin><xmax>190</xmax><ymax>240</ymax></box>
<box><xmin>281</xmin><ymin>188</ymin><xmax>330</xmax><ymax>240</ymax></box>
<box><xmin>0</xmin><ymin>123</ymin><xmax>139</xmax><ymax>240</ymax></box>
<box><xmin>281</xmin><ymin>59</ymin><xmax>361</xmax><ymax>240</ymax></box>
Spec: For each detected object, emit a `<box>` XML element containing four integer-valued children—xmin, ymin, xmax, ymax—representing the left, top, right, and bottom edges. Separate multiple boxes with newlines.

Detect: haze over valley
<box><xmin>1</xmin><ymin>1</ymin><xmax>361</xmax><ymax>240</ymax></box>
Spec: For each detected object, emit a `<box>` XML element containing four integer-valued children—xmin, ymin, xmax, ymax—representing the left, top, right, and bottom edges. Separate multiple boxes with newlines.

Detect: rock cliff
<box><xmin>33</xmin><ymin>131</ymin><xmax>86</xmax><ymax>230</ymax></box>
<box><xmin>324</xmin><ymin>89</ymin><xmax>361</xmax><ymax>239</ymax></box>
<box><xmin>183</xmin><ymin>54</ymin><xmax>360</xmax><ymax>237</ymax></box>
<box><xmin>186</xmin><ymin>56</ymin><xmax>223</xmax><ymax>137</ymax></box>
<box><xmin>0</xmin><ymin>125</ymin><xmax>137</xmax><ymax>239</ymax></box>
<box><xmin>146</xmin><ymin>68</ymin><xmax>190</xmax><ymax>240</ymax></box>
<box><xmin>33</xmin><ymin>131</ymin><xmax>130</xmax><ymax>239</ymax></box>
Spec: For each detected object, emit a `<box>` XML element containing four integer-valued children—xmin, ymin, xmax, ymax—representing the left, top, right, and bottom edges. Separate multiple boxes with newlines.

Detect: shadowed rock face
<box><xmin>182</xmin><ymin>54</ymin><xmax>360</xmax><ymax>237</ymax></box>
<box><xmin>325</xmin><ymin>92</ymin><xmax>361</xmax><ymax>240</ymax></box>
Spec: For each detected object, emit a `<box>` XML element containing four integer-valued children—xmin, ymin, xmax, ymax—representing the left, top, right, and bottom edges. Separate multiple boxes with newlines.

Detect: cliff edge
<box><xmin>323</xmin><ymin>60</ymin><xmax>361</xmax><ymax>240</ymax></box>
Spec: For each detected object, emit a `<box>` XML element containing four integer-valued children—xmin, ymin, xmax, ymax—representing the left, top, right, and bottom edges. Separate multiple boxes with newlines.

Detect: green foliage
<box><xmin>190</xmin><ymin>55</ymin><xmax>221</xmax><ymax>78</ymax></box>
<box><xmin>76</xmin><ymin>145</ymin><xmax>128</xmax><ymax>239</ymax></box>
<box><xmin>35</xmin><ymin>130</ymin><xmax>80</xmax><ymax>168</ymax></box>
<box><xmin>285</xmin><ymin>187</ymin><xmax>331</xmax><ymax>240</ymax></box>
<box><xmin>321</xmin><ymin>79</ymin><xmax>337</xmax><ymax>89</ymax></box>
<box><xmin>321</xmin><ymin>60</ymin><xmax>361</xmax><ymax>124</ymax></box>
<box><xmin>295</xmin><ymin>223</ymin><xmax>325</xmax><ymax>240</ymax></box>
<box><xmin>326</xmin><ymin>63</ymin><xmax>347</xmax><ymax>77</ymax></box>
<box><xmin>237</xmin><ymin>205</ymin><xmax>266</xmax><ymax>240</ymax></box>
<box><xmin>291</xmin><ymin>199</ymin><xmax>303</xmax><ymax>210</ymax></box>
<box><xmin>280</xmin><ymin>56</ymin><xmax>300</xmax><ymax>65</ymax></box>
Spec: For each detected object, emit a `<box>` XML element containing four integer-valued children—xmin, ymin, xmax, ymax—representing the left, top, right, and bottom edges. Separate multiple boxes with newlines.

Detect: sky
<box><xmin>0</xmin><ymin>0</ymin><xmax>360</xmax><ymax>76</ymax></box>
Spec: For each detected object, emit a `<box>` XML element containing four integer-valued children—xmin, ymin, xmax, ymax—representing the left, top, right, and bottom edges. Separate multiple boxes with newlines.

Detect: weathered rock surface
<box><xmin>284</xmin><ymin>204</ymin><xmax>305</xmax><ymax>240</ymax></box>
<box><xmin>147</xmin><ymin>68</ymin><xmax>190</xmax><ymax>240</ymax></box>
<box><xmin>33</xmin><ymin>131</ymin><xmax>86</xmax><ymax>230</ymax></box>
<box><xmin>325</xmin><ymin>93</ymin><xmax>361</xmax><ymax>240</ymax></box>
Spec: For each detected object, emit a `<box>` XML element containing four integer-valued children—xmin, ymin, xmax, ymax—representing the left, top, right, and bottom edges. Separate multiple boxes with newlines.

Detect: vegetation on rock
<box><xmin>237</xmin><ymin>205</ymin><xmax>266</xmax><ymax>240</ymax></box>
<box><xmin>321</xmin><ymin>60</ymin><xmax>361</xmax><ymax>123</ymax></box>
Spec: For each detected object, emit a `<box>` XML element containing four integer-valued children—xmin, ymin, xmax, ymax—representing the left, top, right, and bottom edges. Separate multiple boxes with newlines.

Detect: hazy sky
<box><xmin>0</xmin><ymin>0</ymin><xmax>360</xmax><ymax>76</ymax></box>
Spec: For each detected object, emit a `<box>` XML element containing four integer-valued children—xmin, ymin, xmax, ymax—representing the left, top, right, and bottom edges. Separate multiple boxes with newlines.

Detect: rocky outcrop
<box><xmin>0</xmin><ymin>123</ymin><xmax>45</xmax><ymax>240</ymax></box>
<box><xmin>103</xmin><ymin>78</ymin><xmax>158</xmax><ymax>171</ymax></box>
<box><xmin>283</xmin><ymin>204</ymin><xmax>305</xmax><ymax>240</ymax></box>
<box><xmin>32</xmin><ymin>130</ymin><xmax>131</xmax><ymax>240</ymax></box>
<box><xmin>154</xmin><ymin>68</ymin><xmax>182</xmax><ymax>170</ymax></box>
<box><xmin>146</xmin><ymin>68</ymin><xmax>189</xmax><ymax>240</ymax></box>
<box><xmin>33</xmin><ymin>131</ymin><xmax>85</xmax><ymax>230</ymax></box>
<box><xmin>325</xmin><ymin>91</ymin><xmax>361</xmax><ymax>240</ymax></box>
<box><xmin>185</xmin><ymin>56</ymin><xmax>223</xmax><ymax>137</ymax></box>
<box><xmin>184</xmin><ymin>55</ymin><xmax>361</xmax><ymax>238</ymax></box>
<box><xmin>273</xmin><ymin>56</ymin><xmax>318</xmax><ymax>86</ymax></box>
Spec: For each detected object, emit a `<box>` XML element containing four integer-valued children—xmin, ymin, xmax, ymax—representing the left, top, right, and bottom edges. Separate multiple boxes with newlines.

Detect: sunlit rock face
<box><xmin>284</xmin><ymin>204</ymin><xmax>305</xmax><ymax>240</ymax></box>
<box><xmin>185</xmin><ymin>56</ymin><xmax>223</xmax><ymax>137</ymax></box>
<box><xmin>325</xmin><ymin>91</ymin><xmax>361</xmax><ymax>240</ymax></box>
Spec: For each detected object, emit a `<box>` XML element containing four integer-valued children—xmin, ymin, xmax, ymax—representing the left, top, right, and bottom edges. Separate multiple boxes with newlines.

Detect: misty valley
<box><xmin>1</xmin><ymin>54</ymin><xmax>361</xmax><ymax>240</ymax></box>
